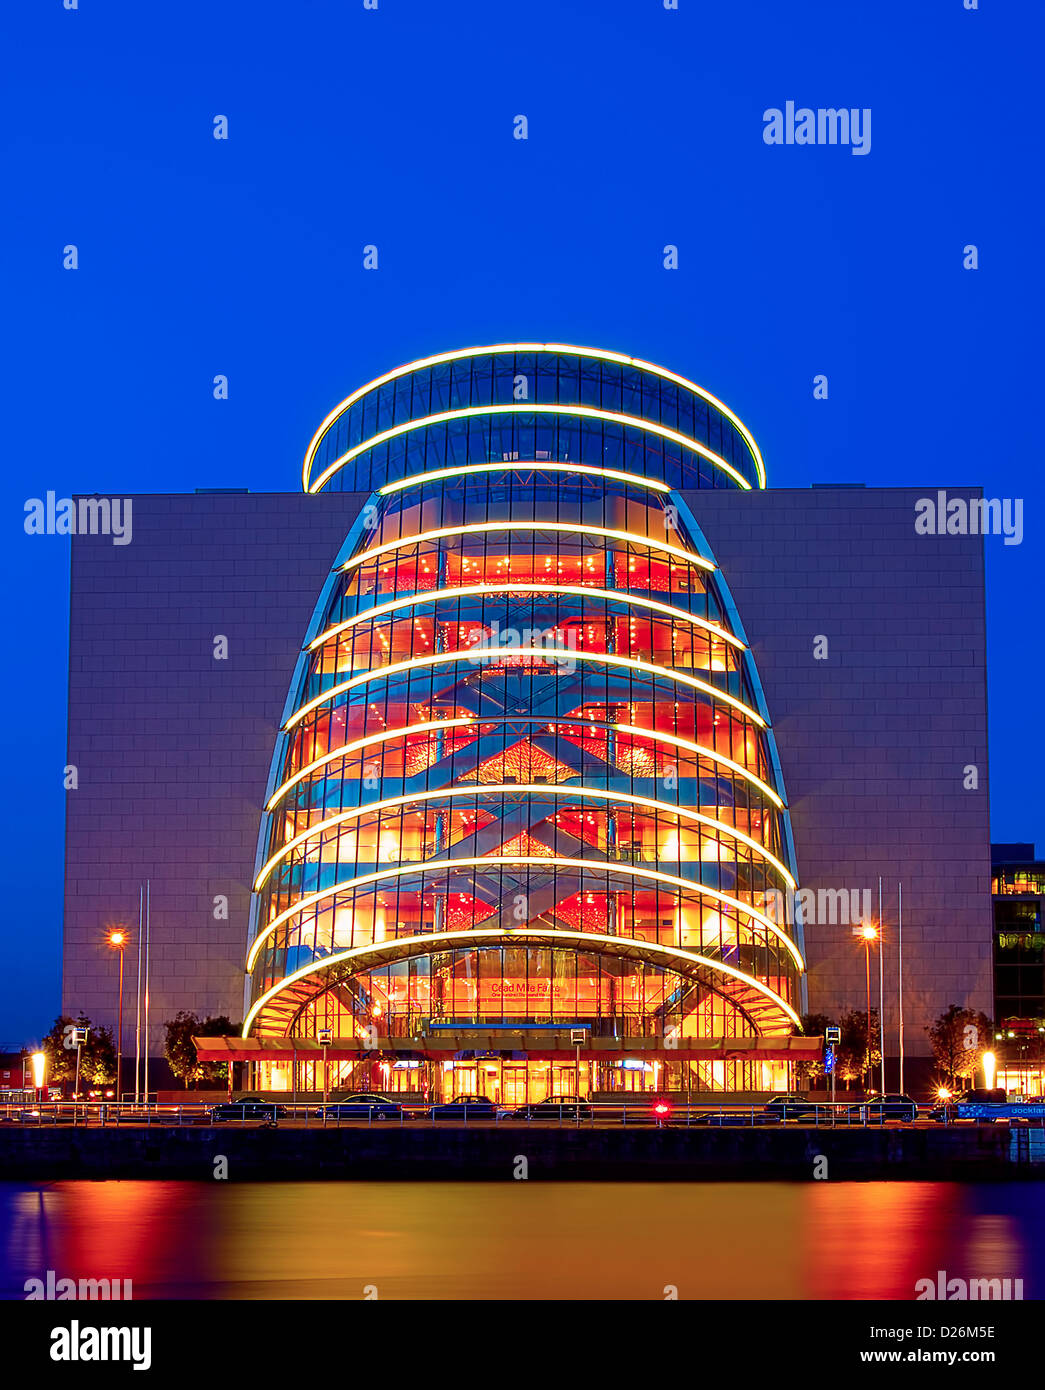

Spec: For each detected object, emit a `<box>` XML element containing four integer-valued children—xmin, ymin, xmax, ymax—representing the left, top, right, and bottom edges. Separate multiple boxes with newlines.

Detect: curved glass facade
<box><xmin>303</xmin><ymin>344</ymin><xmax>766</xmax><ymax>494</ymax></box>
<box><xmin>247</xmin><ymin>346</ymin><xmax>803</xmax><ymax>1097</ymax></box>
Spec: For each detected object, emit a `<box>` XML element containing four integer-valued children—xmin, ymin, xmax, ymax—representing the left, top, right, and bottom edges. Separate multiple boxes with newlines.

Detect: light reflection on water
<box><xmin>1</xmin><ymin>1182</ymin><xmax>1041</xmax><ymax>1300</ymax></box>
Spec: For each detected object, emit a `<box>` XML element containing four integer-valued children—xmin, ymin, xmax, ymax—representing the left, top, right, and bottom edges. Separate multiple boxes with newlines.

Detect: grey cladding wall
<box><xmin>64</xmin><ymin>487</ymin><xmax>991</xmax><ymax>1059</ymax></box>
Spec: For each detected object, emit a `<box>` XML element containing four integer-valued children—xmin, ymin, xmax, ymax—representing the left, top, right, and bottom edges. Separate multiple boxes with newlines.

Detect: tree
<box><xmin>835</xmin><ymin>1009</ymin><xmax>881</xmax><ymax>1091</ymax></box>
<box><xmin>164</xmin><ymin>1012</ymin><xmax>240</xmax><ymax>1088</ymax></box>
<box><xmin>195</xmin><ymin>1014</ymin><xmax>240</xmax><ymax>1087</ymax></box>
<box><xmin>927</xmin><ymin>1004</ymin><xmax>993</xmax><ymax>1087</ymax></box>
<box><xmin>39</xmin><ymin>1014</ymin><xmax>115</xmax><ymax>1088</ymax></box>
<box><xmin>165</xmin><ymin>1012</ymin><xmax>204</xmax><ymax>1088</ymax></box>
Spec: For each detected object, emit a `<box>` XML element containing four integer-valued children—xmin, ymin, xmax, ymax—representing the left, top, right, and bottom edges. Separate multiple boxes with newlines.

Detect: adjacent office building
<box><xmin>991</xmin><ymin>843</ymin><xmax>1045</xmax><ymax>1095</ymax></box>
<box><xmin>63</xmin><ymin>345</ymin><xmax>993</xmax><ymax>1097</ymax></box>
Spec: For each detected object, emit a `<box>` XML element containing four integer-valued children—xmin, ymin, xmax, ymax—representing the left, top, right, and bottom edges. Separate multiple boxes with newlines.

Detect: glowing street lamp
<box><xmin>858</xmin><ymin>924</ymin><xmax>878</xmax><ymax>1090</ymax></box>
<box><xmin>983</xmin><ymin>1051</ymin><xmax>997</xmax><ymax>1092</ymax></box>
<box><xmin>107</xmin><ymin>929</ymin><xmax>127</xmax><ymax>1102</ymax></box>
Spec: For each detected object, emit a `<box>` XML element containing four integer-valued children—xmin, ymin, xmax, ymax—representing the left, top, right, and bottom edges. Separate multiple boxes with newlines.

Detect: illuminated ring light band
<box><xmin>302</xmin><ymin>343</ymin><xmax>767</xmax><ymax>491</ymax></box>
<box><xmin>267</xmin><ymin>718</ymin><xmax>476</xmax><ymax>811</ymax></box>
<box><xmin>338</xmin><ymin>521</ymin><xmax>715</xmax><ymax>574</ymax></box>
<box><xmin>308</xmin><ymin>584</ymin><xmax>745</xmax><ymax>653</ymax></box>
<box><xmin>310</xmin><ymin>404</ymin><xmax>754</xmax><ymax>495</ymax></box>
<box><xmin>245</xmin><ymin>855</ymin><xmax>803</xmax><ymax>972</ymax></box>
<box><xmin>267</xmin><ymin>718</ymin><xmax>784</xmax><ymax>814</ymax></box>
<box><xmin>244</xmin><ymin>927</ymin><xmax>800</xmax><ymax>1036</ymax></box>
<box><xmin>252</xmin><ymin>782</ymin><xmax>798</xmax><ymax>894</ymax></box>
<box><xmin>282</xmin><ymin>648</ymin><xmax>768</xmax><ymax>733</ymax></box>
<box><xmin>610</xmin><ymin>724</ymin><xmax>783</xmax><ymax>808</ymax></box>
<box><xmin>378</xmin><ymin>462</ymin><xmax>672</xmax><ymax>496</ymax></box>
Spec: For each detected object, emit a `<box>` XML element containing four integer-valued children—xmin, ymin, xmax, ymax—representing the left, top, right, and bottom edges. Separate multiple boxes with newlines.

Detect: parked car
<box><xmin>930</xmin><ymin>1093</ymin><xmax>1045</xmax><ymax>1123</ymax></box>
<box><xmin>929</xmin><ymin>1088</ymin><xmax>1009</xmax><ymax>1122</ymax></box>
<box><xmin>763</xmin><ymin>1093</ymin><xmax>821</xmax><ymax>1121</ymax></box>
<box><xmin>510</xmin><ymin>1095</ymin><xmax>592</xmax><ymax>1121</ymax></box>
<box><xmin>427</xmin><ymin>1094</ymin><xmax>500</xmax><ymax>1121</ymax></box>
<box><xmin>208</xmin><ymin>1101</ymin><xmax>285</xmax><ymax>1123</ymax></box>
<box><xmin>322</xmin><ymin>1094</ymin><xmax>405</xmax><ymax>1121</ymax></box>
<box><xmin>853</xmin><ymin>1093</ymin><xmax>918</xmax><ymax>1123</ymax></box>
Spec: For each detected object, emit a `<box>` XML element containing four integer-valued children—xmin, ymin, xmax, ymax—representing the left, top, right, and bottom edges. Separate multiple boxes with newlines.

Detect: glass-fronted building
<box><xmin>244</xmin><ymin>345</ymin><xmax>806</xmax><ymax>1099</ymax></box>
<box><xmin>991</xmin><ymin>843</ymin><xmax>1045</xmax><ymax>1095</ymax></box>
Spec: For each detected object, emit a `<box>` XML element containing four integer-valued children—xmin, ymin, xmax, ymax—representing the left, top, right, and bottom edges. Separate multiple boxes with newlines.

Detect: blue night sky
<box><xmin>2</xmin><ymin>0</ymin><xmax>1040</xmax><ymax>1044</ymax></box>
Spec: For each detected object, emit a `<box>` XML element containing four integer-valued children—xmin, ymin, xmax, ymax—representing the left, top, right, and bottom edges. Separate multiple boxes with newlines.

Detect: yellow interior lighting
<box><xmin>266</xmin><ymin>718</ymin><xmax>475</xmax><ymax>811</ymax></box>
<box><xmin>307</xmin><ymin>584</ymin><xmax>744</xmax><ymax>652</ymax></box>
<box><xmin>338</xmin><ymin>521</ymin><xmax>715</xmax><ymax>574</ymax></box>
<box><xmin>253</xmin><ymin>783</ymin><xmax>796</xmax><ymax>894</ymax></box>
<box><xmin>246</xmin><ymin>854</ymin><xmax>802</xmax><ymax>972</ymax></box>
<box><xmin>282</xmin><ymin>648</ymin><xmax>767</xmax><ymax>733</ymax></box>
<box><xmin>243</xmin><ymin>926</ymin><xmax>798</xmax><ymax>1036</ymax></box>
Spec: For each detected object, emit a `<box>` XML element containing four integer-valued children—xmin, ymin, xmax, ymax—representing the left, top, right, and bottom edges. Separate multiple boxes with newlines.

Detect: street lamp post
<box><xmin>878</xmin><ymin>928</ymin><xmax>885</xmax><ymax>1093</ymax></box>
<box><xmin>108</xmin><ymin>930</ymin><xmax>127</xmax><ymax>1102</ymax></box>
<box><xmin>72</xmin><ymin>1026</ymin><xmax>89</xmax><ymax>1124</ymax></box>
<box><xmin>859</xmin><ymin>924</ymin><xmax>878</xmax><ymax>1092</ymax></box>
<box><xmin>897</xmin><ymin>882</ymin><xmax>904</xmax><ymax>1093</ymax></box>
<box><xmin>865</xmin><ymin>936</ymin><xmax>872</xmax><ymax>1089</ymax></box>
<box><xmin>318</xmin><ymin>1028</ymin><xmax>332</xmax><ymax>1116</ymax></box>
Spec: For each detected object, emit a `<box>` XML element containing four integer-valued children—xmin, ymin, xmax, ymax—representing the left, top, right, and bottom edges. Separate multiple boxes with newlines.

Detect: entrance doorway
<box><xmin>431</xmin><ymin>1057</ymin><xmax>596</xmax><ymax>1102</ymax></box>
<box><xmin>501</xmin><ymin>1066</ymin><xmax>528</xmax><ymax>1107</ymax></box>
<box><xmin>480</xmin><ymin>1065</ymin><xmax>501</xmax><ymax>1103</ymax></box>
<box><xmin>442</xmin><ymin>1064</ymin><xmax>476</xmax><ymax>1099</ymax></box>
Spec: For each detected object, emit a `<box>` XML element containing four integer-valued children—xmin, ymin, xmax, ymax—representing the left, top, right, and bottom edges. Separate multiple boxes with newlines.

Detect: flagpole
<box><xmin>144</xmin><ymin>879</ymin><xmax>151</xmax><ymax>1109</ymax></box>
<box><xmin>134</xmin><ymin>885</ymin><xmax>143</xmax><ymax>1105</ymax></box>
<box><xmin>879</xmin><ymin>876</ymin><xmax>885</xmax><ymax>1093</ymax></box>
<box><xmin>898</xmin><ymin>881</ymin><xmax>904</xmax><ymax>1094</ymax></box>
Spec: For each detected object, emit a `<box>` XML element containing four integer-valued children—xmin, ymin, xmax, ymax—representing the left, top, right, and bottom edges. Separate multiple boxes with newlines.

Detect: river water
<box><xmin>2</xmin><ymin>1181</ymin><xmax>1042</xmax><ymax>1300</ymax></box>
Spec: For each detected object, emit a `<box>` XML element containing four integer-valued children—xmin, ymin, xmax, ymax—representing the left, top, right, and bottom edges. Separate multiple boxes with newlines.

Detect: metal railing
<box><xmin>5</xmin><ymin>1098</ymin><xmax>1042</xmax><ymax>1129</ymax></box>
<box><xmin>0</xmin><ymin>1098</ymin><xmax>912</xmax><ymax>1128</ymax></box>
